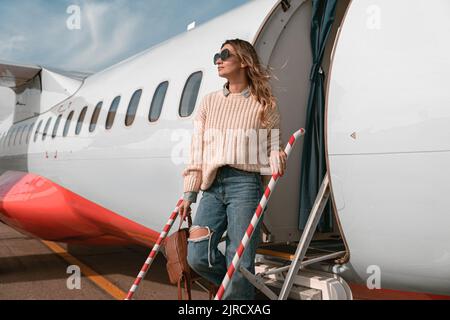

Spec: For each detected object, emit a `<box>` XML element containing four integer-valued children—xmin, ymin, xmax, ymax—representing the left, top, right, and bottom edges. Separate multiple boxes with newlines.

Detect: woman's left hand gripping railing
<box><xmin>124</xmin><ymin>197</ymin><xmax>184</xmax><ymax>300</ymax></box>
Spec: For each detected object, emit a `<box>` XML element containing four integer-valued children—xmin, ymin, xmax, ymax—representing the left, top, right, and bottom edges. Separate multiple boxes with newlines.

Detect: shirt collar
<box><xmin>222</xmin><ymin>82</ymin><xmax>251</xmax><ymax>98</ymax></box>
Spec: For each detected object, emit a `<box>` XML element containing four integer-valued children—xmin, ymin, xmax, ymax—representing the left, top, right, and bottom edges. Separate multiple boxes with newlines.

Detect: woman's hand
<box><xmin>179</xmin><ymin>199</ymin><xmax>192</xmax><ymax>221</ymax></box>
<box><xmin>269</xmin><ymin>150</ymin><xmax>287</xmax><ymax>176</ymax></box>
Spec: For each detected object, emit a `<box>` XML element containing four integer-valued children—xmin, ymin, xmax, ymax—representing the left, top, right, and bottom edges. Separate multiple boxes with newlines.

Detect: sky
<box><xmin>0</xmin><ymin>0</ymin><xmax>251</xmax><ymax>74</ymax></box>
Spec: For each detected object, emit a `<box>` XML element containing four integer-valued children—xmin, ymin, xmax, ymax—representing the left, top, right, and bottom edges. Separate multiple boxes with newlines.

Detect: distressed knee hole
<box><xmin>188</xmin><ymin>225</ymin><xmax>214</xmax><ymax>268</ymax></box>
<box><xmin>188</xmin><ymin>226</ymin><xmax>212</xmax><ymax>242</ymax></box>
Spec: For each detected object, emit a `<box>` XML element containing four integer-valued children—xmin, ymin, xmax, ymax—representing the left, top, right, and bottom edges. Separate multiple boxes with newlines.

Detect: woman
<box><xmin>179</xmin><ymin>39</ymin><xmax>287</xmax><ymax>300</ymax></box>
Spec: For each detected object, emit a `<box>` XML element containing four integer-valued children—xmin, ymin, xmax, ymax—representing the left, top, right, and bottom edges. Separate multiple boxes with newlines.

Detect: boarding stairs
<box><xmin>240</xmin><ymin>174</ymin><xmax>352</xmax><ymax>300</ymax></box>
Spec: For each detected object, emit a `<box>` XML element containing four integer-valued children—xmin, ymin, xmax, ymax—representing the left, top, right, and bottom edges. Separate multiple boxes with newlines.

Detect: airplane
<box><xmin>1</xmin><ymin>0</ymin><xmax>449</xmax><ymax>300</ymax></box>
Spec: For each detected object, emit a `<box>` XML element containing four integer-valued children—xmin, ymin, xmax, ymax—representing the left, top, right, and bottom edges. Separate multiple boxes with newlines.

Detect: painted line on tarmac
<box><xmin>41</xmin><ymin>240</ymin><xmax>127</xmax><ymax>300</ymax></box>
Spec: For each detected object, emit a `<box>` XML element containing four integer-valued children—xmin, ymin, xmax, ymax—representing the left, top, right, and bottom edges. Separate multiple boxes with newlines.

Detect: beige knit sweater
<box><xmin>182</xmin><ymin>84</ymin><xmax>282</xmax><ymax>200</ymax></box>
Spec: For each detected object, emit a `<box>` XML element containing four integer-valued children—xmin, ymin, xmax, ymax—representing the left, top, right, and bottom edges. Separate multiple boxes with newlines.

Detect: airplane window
<box><xmin>5</xmin><ymin>130</ymin><xmax>9</xmax><ymax>147</ymax></box>
<box><xmin>19</xmin><ymin>125</ymin><xmax>27</xmax><ymax>145</ymax></box>
<box><xmin>63</xmin><ymin>111</ymin><xmax>75</xmax><ymax>137</ymax></box>
<box><xmin>90</xmin><ymin>101</ymin><xmax>103</xmax><ymax>132</ymax></box>
<box><xmin>125</xmin><ymin>89</ymin><xmax>142</xmax><ymax>127</ymax></box>
<box><xmin>12</xmin><ymin>127</ymin><xmax>18</xmax><ymax>145</ymax></box>
<box><xmin>179</xmin><ymin>71</ymin><xmax>202</xmax><ymax>117</ymax></box>
<box><xmin>76</xmin><ymin>106</ymin><xmax>88</xmax><ymax>135</ymax></box>
<box><xmin>5</xmin><ymin>130</ymin><xmax>10</xmax><ymax>147</ymax></box>
<box><xmin>6</xmin><ymin>129</ymin><xmax>11</xmax><ymax>147</ymax></box>
<box><xmin>149</xmin><ymin>81</ymin><xmax>168</xmax><ymax>122</ymax></box>
<box><xmin>26</xmin><ymin>122</ymin><xmax>35</xmax><ymax>144</ymax></box>
<box><xmin>52</xmin><ymin>114</ymin><xmax>63</xmax><ymax>138</ymax></box>
<box><xmin>13</xmin><ymin>126</ymin><xmax>22</xmax><ymax>145</ymax></box>
<box><xmin>8</xmin><ymin>127</ymin><xmax>16</xmax><ymax>146</ymax></box>
<box><xmin>34</xmin><ymin>120</ymin><xmax>43</xmax><ymax>142</ymax></box>
<box><xmin>106</xmin><ymin>96</ymin><xmax>121</xmax><ymax>130</ymax></box>
<box><xmin>5</xmin><ymin>129</ymin><xmax>10</xmax><ymax>146</ymax></box>
<box><xmin>42</xmin><ymin>118</ymin><xmax>53</xmax><ymax>141</ymax></box>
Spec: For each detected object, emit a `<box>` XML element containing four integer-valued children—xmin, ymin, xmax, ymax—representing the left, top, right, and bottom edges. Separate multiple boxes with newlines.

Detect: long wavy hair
<box><xmin>221</xmin><ymin>39</ymin><xmax>277</xmax><ymax>128</ymax></box>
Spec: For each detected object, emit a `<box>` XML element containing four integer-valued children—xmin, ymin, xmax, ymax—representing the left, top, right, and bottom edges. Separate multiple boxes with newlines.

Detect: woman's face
<box><xmin>216</xmin><ymin>44</ymin><xmax>243</xmax><ymax>79</ymax></box>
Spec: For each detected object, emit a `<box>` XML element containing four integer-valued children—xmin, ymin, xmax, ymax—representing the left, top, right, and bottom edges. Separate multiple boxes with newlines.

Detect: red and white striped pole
<box><xmin>125</xmin><ymin>197</ymin><xmax>184</xmax><ymax>300</ymax></box>
<box><xmin>214</xmin><ymin>128</ymin><xmax>305</xmax><ymax>300</ymax></box>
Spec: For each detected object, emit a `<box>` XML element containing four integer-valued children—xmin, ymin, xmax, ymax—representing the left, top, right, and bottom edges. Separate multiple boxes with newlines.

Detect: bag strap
<box><xmin>178</xmin><ymin>212</ymin><xmax>192</xmax><ymax>230</ymax></box>
<box><xmin>177</xmin><ymin>273</ymin><xmax>193</xmax><ymax>300</ymax></box>
<box><xmin>184</xmin><ymin>273</ymin><xmax>192</xmax><ymax>300</ymax></box>
<box><xmin>208</xmin><ymin>284</ymin><xmax>218</xmax><ymax>300</ymax></box>
<box><xmin>177</xmin><ymin>277</ymin><xmax>183</xmax><ymax>300</ymax></box>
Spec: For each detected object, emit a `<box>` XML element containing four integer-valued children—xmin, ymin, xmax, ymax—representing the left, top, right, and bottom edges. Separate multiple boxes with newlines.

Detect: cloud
<box><xmin>0</xmin><ymin>0</ymin><xmax>250</xmax><ymax>73</ymax></box>
<box><xmin>0</xmin><ymin>35</ymin><xmax>26</xmax><ymax>56</ymax></box>
<box><xmin>63</xmin><ymin>0</ymin><xmax>144</xmax><ymax>71</ymax></box>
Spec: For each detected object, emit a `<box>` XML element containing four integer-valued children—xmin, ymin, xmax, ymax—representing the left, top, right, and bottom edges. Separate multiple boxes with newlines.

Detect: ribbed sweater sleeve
<box><xmin>182</xmin><ymin>95</ymin><xmax>207</xmax><ymax>193</ymax></box>
<box><xmin>266</xmin><ymin>105</ymin><xmax>282</xmax><ymax>154</ymax></box>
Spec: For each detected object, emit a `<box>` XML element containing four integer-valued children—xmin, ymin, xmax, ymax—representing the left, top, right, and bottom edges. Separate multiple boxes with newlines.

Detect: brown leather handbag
<box><xmin>164</xmin><ymin>215</ymin><xmax>218</xmax><ymax>300</ymax></box>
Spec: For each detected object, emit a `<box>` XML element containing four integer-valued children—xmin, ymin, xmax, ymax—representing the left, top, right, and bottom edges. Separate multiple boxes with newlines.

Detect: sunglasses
<box><xmin>213</xmin><ymin>48</ymin><xmax>234</xmax><ymax>65</ymax></box>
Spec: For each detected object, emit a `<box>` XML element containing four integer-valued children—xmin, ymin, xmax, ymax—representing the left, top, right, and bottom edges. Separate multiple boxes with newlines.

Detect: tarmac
<box><xmin>0</xmin><ymin>221</ymin><xmax>215</xmax><ymax>300</ymax></box>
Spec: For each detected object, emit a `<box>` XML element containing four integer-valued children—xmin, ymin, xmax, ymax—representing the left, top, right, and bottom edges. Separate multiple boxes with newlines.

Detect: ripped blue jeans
<box><xmin>187</xmin><ymin>165</ymin><xmax>266</xmax><ymax>300</ymax></box>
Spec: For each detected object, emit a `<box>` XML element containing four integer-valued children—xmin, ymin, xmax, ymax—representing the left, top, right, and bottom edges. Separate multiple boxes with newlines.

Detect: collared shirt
<box><xmin>222</xmin><ymin>82</ymin><xmax>251</xmax><ymax>98</ymax></box>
